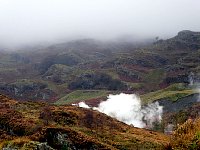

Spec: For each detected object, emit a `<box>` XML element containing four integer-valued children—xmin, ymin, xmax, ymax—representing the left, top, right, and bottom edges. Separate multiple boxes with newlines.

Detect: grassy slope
<box><xmin>143</xmin><ymin>69</ymin><xmax>165</xmax><ymax>86</ymax></box>
<box><xmin>141</xmin><ymin>83</ymin><xmax>198</xmax><ymax>104</ymax></box>
<box><xmin>55</xmin><ymin>90</ymin><xmax>109</xmax><ymax>105</ymax></box>
<box><xmin>55</xmin><ymin>83</ymin><xmax>198</xmax><ymax>106</ymax></box>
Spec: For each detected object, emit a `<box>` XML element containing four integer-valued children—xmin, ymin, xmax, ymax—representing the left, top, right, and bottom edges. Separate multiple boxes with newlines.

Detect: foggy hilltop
<box><xmin>0</xmin><ymin>0</ymin><xmax>200</xmax><ymax>48</ymax></box>
<box><xmin>0</xmin><ymin>0</ymin><xmax>200</xmax><ymax>150</ymax></box>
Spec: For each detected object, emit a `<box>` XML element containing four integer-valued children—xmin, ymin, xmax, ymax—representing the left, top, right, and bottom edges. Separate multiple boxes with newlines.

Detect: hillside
<box><xmin>0</xmin><ymin>31</ymin><xmax>199</xmax><ymax>149</ymax></box>
<box><xmin>0</xmin><ymin>30</ymin><xmax>199</xmax><ymax>104</ymax></box>
<box><xmin>0</xmin><ymin>94</ymin><xmax>170</xmax><ymax>149</ymax></box>
<box><xmin>2</xmin><ymin>93</ymin><xmax>200</xmax><ymax>149</ymax></box>
<box><xmin>153</xmin><ymin>30</ymin><xmax>200</xmax><ymax>51</ymax></box>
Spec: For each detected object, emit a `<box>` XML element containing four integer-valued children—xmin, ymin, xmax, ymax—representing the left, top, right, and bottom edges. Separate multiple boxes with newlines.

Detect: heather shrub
<box><xmin>171</xmin><ymin>118</ymin><xmax>200</xmax><ymax>149</ymax></box>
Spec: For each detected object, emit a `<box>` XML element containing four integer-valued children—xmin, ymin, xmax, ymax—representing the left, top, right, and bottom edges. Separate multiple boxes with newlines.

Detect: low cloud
<box><xmin>0</xmin><ymin>0</ymin><xmax>200</xmax><ymax>48</ymax></box>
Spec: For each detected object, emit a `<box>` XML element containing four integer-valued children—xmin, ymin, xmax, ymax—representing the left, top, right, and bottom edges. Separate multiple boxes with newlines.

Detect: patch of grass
<box><xmin>141</xmin><ymin>83</ymin><xmax>198</xmax><ymax>104</ymax></box>
<box><xmin>12</xmin><ymin>79</ymin><xmax>35</xmax><ymax>86</ymax></box>
<box><xmin>143</xmin><ymin>69</ymin><xmax>165</xmax><ymax>87</ymax></box>
<box><xmin>45</xmin><ymin>81</ymin><xmax>67</xmax><ymax>94</ymax></box>
<box><xmin>71</xmin><ymin>68</ymin><xmax>95</xmax><ymax>77</ymax></box>
<box><xmin>101</xmin><ymin>69</ymin><xmax>120</xmax><ymax>79</ymax></box>
<box><xmin>126</xmin><ymin>82</ymin><xmax>144</xmax><ymax>90</ymax></box>
<box><xmin>55</xmin><ymin>90</ymin><xmax>109</xmax><ymax>105</ymax></box>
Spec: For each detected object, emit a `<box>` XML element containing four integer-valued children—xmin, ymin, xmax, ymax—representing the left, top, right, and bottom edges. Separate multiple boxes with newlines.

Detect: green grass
<box><xmin>55</xmin><ymin>90</ymin><xmax>109</xmax><ymax>105</ymax></box>
<box><xmin>141</xmin><ymin>83</ymin><xmax>198</xmax><ymax>104</ymax></box>
<box><xmin>101</xmin><ymin>69</ymin><xmax>120</xmax><ymax>79</ymax></box>
<box><xmin>143</xmin><ymin>69</ymin><xmax>165</xmax><ymax>85</ymax></box>
<box><xmin>71</xmin><ymin>68</ymin><xmax>95</xmax><ymax>77</ymax></box>
<box><xmin>30</xmin><ymin>79</ymin><xmax>69</xmax><ymax>99</ymax></box>
<box><xmin>126</xmin><ymin>82</ymin><xmax>144</xmax><ymax>90</ymax></box>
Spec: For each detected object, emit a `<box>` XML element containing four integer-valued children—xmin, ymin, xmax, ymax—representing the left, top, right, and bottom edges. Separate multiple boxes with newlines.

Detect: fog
<box><xmin>0</xmin><ymin>0</ymin><xmax>200</xmax><ymax>47</ymax></box>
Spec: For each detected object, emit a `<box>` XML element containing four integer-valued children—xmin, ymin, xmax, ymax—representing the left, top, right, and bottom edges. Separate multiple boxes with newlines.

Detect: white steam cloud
<box><xmin>188</xmin><ymin>72</ymin><xmax>200</xmax><ymax>102</ymax></box>
<box><xmin>78</xmin><ymin>102</ymin><xmax>91</xmax><ymax>109</ymax></box>
<box><xmin>77</xmin><ymin>93</ymin><xmax>163</xmax><ymax>128</ymax></box>
<box><xmin>198</xmin><ymin>87</ymin><xmax>200</xmax><ymax>102</ymax></box>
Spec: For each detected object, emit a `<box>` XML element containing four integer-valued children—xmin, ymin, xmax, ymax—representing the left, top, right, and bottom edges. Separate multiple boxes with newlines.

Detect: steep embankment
<box><xmin>0</xmin><ymin>94</ymin><xmax>170</xmax><ymax>149</ymax></box>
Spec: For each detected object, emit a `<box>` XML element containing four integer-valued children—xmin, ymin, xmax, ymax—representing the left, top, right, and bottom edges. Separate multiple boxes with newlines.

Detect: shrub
<box><xmin>170</xmin><ymin>118</ymin><xmax>200</xmax><ymax>149</ymax></box>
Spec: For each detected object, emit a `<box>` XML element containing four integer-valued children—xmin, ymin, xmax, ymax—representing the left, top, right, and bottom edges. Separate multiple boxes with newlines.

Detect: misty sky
<box><xmin>0</xmin><ymin>0</ymin><xmax>200</xmax><ymax>47</ymax></box>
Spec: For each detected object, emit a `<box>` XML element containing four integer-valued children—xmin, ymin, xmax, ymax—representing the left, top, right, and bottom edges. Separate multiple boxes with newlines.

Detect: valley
<box><xmin>0</xmin><ymin>30</ymin><xmax>200</xmax><ymax>149</ymax></box>
<box><xmin>0</xmin><ymin>31</ymin><xmax>199</xmax><ymax>104</ymax></box>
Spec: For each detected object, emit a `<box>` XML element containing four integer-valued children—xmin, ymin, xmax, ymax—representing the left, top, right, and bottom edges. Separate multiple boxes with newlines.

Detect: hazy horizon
<box><xmin>0</xmin><ymin>0</ymin><xmax>200</xmax><ymax>48</ymax></box>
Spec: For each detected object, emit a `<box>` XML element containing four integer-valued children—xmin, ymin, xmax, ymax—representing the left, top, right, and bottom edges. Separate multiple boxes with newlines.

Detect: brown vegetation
<box><xmin>0</xmin><ymin>94</ymin><xmax>170</xmax><ymax>149</ymax></box>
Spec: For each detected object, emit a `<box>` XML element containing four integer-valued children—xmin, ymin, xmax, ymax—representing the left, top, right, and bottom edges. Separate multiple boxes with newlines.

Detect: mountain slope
<box><xmin>0</xmin><ymin>94</ymin><xmax>170</xmax><ymax>149</ymax></box>
<box><xmin>153</xmin><ymin>30</ymin><xmax>200</xmax><ymax>51</ymax></box>
<box><xmin>0</xmin><ymin>30</ymin><xmax>199</xmax><ymax>104</ymax></box>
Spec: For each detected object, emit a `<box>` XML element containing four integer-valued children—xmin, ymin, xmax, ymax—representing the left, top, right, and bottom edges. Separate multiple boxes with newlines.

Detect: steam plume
<box><xmin>78</xmin><ymin>102</ymin><xmax>90</xmax><ymax>109</ymax></box>
<box><xmin>77</xmin><ymin>93</ymin><xmax>163</xmax><ymax>128</ymax></box>
<box><xmin>198</xmin><ymin>87</ymin><xmax>200</xmax><ymax>102</ymax></box>
<box><xmin>188</xmin><ymin>72</ymin><xmax>200</xmax><ymax>102</ymax></box>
